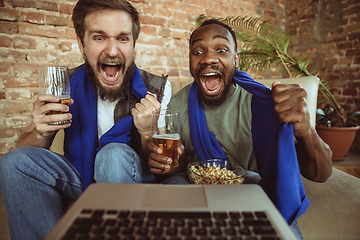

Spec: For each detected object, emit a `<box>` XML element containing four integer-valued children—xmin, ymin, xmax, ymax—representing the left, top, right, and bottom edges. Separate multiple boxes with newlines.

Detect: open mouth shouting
<box><xmin>99</xmin><ymin>58</ymin><xmax>125</xmax><ymax>85</ymax></box>
<box><xmin>200</xmin><ymin>71</ymin><xmax>223</xmax><ymax>95</ymax></box>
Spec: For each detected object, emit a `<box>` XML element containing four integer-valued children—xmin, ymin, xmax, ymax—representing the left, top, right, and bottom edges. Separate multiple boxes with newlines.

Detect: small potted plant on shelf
<box><xmin>195</xmin><ymin>14</ymin><xmax>360</xmax><ymax>160</ymax></box>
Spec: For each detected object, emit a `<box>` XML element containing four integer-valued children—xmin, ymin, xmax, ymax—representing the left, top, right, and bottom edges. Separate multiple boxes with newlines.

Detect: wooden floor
<box><xmin>333</xmin><ymin>165</ymin><xmax>360</xmax><ymax>178</ymax></box>
<box><xmin>332</xmin><ymin>151</ymin><xmax>360</xmax><ymax>179</ymax></box>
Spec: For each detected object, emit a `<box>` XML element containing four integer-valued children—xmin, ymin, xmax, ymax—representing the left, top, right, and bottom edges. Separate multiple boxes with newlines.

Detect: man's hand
<box><xmin>132</xmin><ymin>92</ymin><xmax>161</xmax><ymax>140</ymax></box>
<box><xmin>148</xmin><ymin>141</ymin><xmax>185</xmax><ymax>175</ymax></box>
<box><xmin>16</xmin><ymin>94</ymin><xmax>73</xmax><ymax>149</ymax></box>
<box><xmin>271</xmin><ymin>81</ymin><xmax>332</xmax><ymax>182</ymax></box>
<box><xmin>32</xmin><ymin>94</ymin><xmax>73</xmax><ymax>137</ymax></box>
<box><xmin>271</xmin><ymin>81</ymin><xmax>311</xmax><ymax>137</ymax></box>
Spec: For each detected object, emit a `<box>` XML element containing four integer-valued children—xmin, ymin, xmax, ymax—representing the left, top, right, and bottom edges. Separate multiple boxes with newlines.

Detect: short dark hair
<box><xmin>189</xmin><ymin>19</ymin><xmax>238</xmax><ymax>52</ymax></box>
<box><xmin>72</xmin><ymin>0</ymin><xmax>140</xmax><ymax>46</ymax></box>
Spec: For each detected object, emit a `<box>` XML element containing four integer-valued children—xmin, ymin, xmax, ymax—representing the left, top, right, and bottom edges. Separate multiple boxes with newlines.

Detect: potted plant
<box><xmin>195</xmin><ymin>14</ymin><xmax>360</xmax><ymax>160</ymax></box>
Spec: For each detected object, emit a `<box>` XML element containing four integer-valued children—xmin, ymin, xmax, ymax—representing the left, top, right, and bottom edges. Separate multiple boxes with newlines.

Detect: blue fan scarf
<box><xmin>64</xmin><ymin>64</ymin><xmax>148</xmax><ymax>190</ymax></box>
<box><xmin>188</xmin><ymin>69</ymin><xmax>310</xmax><ymax>224</ymax></box>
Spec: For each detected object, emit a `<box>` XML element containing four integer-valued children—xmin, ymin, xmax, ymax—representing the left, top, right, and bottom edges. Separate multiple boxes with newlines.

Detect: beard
<box><xmin>85</xmin><ymin>55</ymin><xmax>135</xmax><ymax>102</ymax></box>
<box><xmin>192</xmin><ymin>65</ymin><xmax>235</xmax><ymax>106</ymax></box>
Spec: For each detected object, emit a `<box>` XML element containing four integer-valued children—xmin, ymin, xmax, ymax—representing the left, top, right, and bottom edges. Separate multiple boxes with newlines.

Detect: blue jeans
<box><xmin>0</xmin><ymin>143</ymin><xmax>153</xmax><ymax>240</ymax></box>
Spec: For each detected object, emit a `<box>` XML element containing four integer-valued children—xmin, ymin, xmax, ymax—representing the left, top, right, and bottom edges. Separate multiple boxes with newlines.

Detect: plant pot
<box><xmin>316</xmin><ymin>125</ymin><xmax>360</xmax><ymax>161</ymax></box>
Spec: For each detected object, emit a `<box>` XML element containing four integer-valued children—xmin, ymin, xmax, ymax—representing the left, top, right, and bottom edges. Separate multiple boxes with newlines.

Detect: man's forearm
<box><xmin>295</xmin><ymin>127</ymin><xmax>332</xmax><ymax>182</ymax></box>
<box><xmin>16</xmin><ymin>123</ymin><xmax>55</xmax><ymax>149</ymax></box>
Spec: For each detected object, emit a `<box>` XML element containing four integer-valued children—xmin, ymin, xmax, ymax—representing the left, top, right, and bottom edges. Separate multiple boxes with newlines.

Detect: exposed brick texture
<box><xmin>286</xmin><ymin>0</ymin><xmax>360</xmax><ymax>153</ymax></box>
<box><xmin>1</xmin><ymin>0</ymin><xmax>359</xmax><ymax>155</ymax></box>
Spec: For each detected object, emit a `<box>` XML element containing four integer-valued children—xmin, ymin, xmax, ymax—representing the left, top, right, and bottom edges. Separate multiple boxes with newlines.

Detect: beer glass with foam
<box><xmin>38</xmin><ymin>66</ymin><xmax>71</xmax><ymax>125</ymax></box>
<box><xmin>151</xmin><ymin>110</ymin><xmax>181</xmax><ymax>167</ymax></box>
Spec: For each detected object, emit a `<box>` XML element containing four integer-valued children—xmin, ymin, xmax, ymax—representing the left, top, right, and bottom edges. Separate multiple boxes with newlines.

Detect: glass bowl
<box><xmin>187</xmin><ymin>159</ymin><xmax>248</xmax><ymax>184</ymax></box>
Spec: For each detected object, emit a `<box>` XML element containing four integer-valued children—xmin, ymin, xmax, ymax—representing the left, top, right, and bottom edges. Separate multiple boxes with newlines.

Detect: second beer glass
<box><xmin>151</xmin><ymin>110</ymin><xmax>181</xmax><ymax>167</ymax></box>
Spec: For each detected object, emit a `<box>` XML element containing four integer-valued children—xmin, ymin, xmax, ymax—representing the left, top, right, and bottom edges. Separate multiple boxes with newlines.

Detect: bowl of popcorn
<box><xmin>187</xmin><ymin>159</ymin><xmax>248</xmax><ymax>184</ymax></box>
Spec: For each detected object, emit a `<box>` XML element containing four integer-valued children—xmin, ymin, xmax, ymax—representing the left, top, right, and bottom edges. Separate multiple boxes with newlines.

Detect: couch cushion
<box><xmin>299</xmin><ymin>168</ymin><xmax>360</xmax><ymax>239</ymax></box>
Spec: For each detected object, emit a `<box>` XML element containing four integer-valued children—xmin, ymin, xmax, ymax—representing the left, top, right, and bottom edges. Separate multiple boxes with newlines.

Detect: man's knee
<box><xmin>0</xmin><ymin>147</ymin><xmax>40</xmax><ymax>187</ymax></box>
<box><xmin>96</xmin><ymin>143</ymin><xmax>140</xmax><ymax>166</ymax></box>
<box><xmin>94</xmin><ymin>143</ymin><xmax>143</xmax><ymax>183</ymax></box>
<box><xmin>0</xmin><ymin>146</ymin><xmax>35</xmax><ymax>174</ymax></box>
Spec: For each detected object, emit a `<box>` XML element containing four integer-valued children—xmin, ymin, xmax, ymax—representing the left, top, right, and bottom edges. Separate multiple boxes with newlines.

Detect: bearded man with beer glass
<box><xmin>146</xmin><ymin>19</ymin><xmax>333</xmax><ymax>239</ymax></box>
<box><xmin>0</xmin><ymin>0</ymin><xmax>172</xmax><ymax>239</ymax></box>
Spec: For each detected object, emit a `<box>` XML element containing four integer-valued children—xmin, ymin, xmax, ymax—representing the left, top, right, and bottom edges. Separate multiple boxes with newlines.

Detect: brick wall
<box><xmin>0</xmin><ymin>0</ymin><xmax>286</xmax><ymax>155</ymax></box>
<box><xmin>285</xmin><ymin>0</ymin><xmax>360</xmax><ymax>153</ymax></box>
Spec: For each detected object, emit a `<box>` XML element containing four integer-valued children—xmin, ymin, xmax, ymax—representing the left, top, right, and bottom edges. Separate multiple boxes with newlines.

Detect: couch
<box><xmin>1</xmin><ymin>77</ymin><xmax>360</xmax><ymax>239</ymax></box>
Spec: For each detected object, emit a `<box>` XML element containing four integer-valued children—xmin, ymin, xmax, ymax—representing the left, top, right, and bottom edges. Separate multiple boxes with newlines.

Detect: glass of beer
<box><xmin>38</xmin><ymin>66</ymin><xmax>71</xmax><ymax>125</ymax></box>
<box><xmin>151</xmin><ymin>110</ymin><xmax>181</xmax><ymax>167</ymax></box>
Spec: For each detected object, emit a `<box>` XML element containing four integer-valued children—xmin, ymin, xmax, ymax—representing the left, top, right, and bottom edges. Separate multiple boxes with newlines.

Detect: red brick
<box><xmin>343</xmin><ymin>88</ymin><xmax>358</xmax><ymax>97</ymax></box>
<box><xmin>143</xmin><ymin>5</ymin><xmax>158</xmax><ymax>15</ymax></box>
<box><xmin>168</xmin><ymin>68</ymin><xmax>180</xmax><ymax>77</ymax></box>
<box><xmin>0</xmin><ymin>49</ymin><xmax>26</xmax><ymax>61</ymax></box>
<box><xmin>4</xmin><ymin>75</ymin><xmax>38</xmax><ymax>88</ymax></box>
<box><xmin>8</xmin><ymin>89</ymin><xmax>33</xmax><ymax>100</ymax></box>
<box><xmin>0</xmin><ymin>100</ymin><xmax>34</xmax><ymax>114</ymax></box>
<box><xmin>0</xmin><ymin>21</ymin><xmax>18</xmax><ymax>34</ymax></box>
<box><xmin>158</xmin><ymin>7</ymin><xmax>172</xmax><ymax>18</ymax></box>
<box><xmin>173</xmin><ymin>38</ymin><xmax>188</xmax><ymax>49</ymax></box>
<box><xmin>140</xmin><ymin>25</ymin><xmax>157</xmax><ymax>36</ymax></box>
<box><xmin>13</xmin><ymin>36</ymin><xmax>36</xmax><ymax>49</ymax></box>
<box><xmin>180</xmin><ymin>3</ymin><xmax>203</xmax><ymax>15</ymax></box>
<box><xmin>140</xmin><ymin>16</ymin><xmax>166</xmax><ymax>27</ymax></box>
<box><xmin>343</xmin><ymin>73</ymin><xmax>356</xmax><ymax>81</ymax></box>
<box><xmin>349</xmin><ymin>31</ymin><xmax>360</xmax><ymax>41</ymax></box>
<box><xmin>12</xmin><ymin>0</ymin><xmax>37</xmax><ymax>8</ymax></box>
<box><xmin>46</xmin><ymin>15</ymin><xmax>68</xmax><ymax>26</ymax></box>
<box><xmin>13</xmin><ymin>64</ymin><xmax>38</xmax><ymax>77</ymax></box>
<box><xmin>172</xmin><ymin>29</ymin><xmax>187</xmax><ymax>40</ymax></box>
<box><xmin>347</xmin><ymin>23</ymin><xmax>360</xmax><ymax>33</ymax></box>
<box><xmin>19</xmin><ymin>11</ymin><xmax>45</xmax><ymax>24</ymax></box>
<box><xmin>161</xmin><ymin>1</ymin><xmax>180</xmax><ymax>10</ymax></box>
<box><xmin>188</xmin><ymin>0</ymin><xmax>208</xmax><ymax>8</ymax></box>
<box><xmin>0</xmin><ymin>35</ymin><xmax>13</xmax><ymax>47</ymax></box>
<box><xmin>154</xmin><ymin>38</ymin><xmax>166</xmax><ymax>46</ymax></box>
<box><xmin>26</xmin><ymin>51</ymin><xmax>71</xmax><ymax>65</ymax></box>
<box><xmin>0</xmin><ymin>8</ymin><xmax>20</xmax><ymax>21</ymax></box>
<box><xmin>60</xmin><ymin>3</ymin><xmax>75</xmax><ymax>15</ymax></box>
<box><xmin>158</xmin><ymin>27</ymin><xmax>171</xmax><ymax>38</ymax></box>
<box><xmin>346</xmin><ymin>49</ymin><xmax>360</xmax><ymax>57</ymax></box>
<box><xmin>339</xmin><ymin>57</ymin><xmax>352</xmax><ymax>65</ymax></box>
<box><xmin>0</xmin><ymin>125</ymin><xmax>15</xmax><ymax>138</ymax></box>
<box><xmin>350</xmin><ymin>81</ymin><xmax>360</xmax><ymax>91</ymax></box>
<box><xmin>346</xmin><ymin>4</ymin><xmax>360</xmax><ymax>15</ymax></box>
<box><xmin>60</xmin><ymin>41</ymin><xmax>72</xmax><ymax>52</ymax></box>
<box><xmin>68</xmin><ymin>17</ymin><xmax>74</xmax><ymax>28</ymax></box>
<box><xmin>0</xmin><ymin>91</ymin><xmax>5</xmax><ymax>99</ymax></box>
<box><xmin>336</xmin><ymin>42</ymin><xmax>353</xmax><ymax>50</ymax></box>
<box><xmin>354</xmin><ymin>56</ymin><xmax>360</xmax><ymax>64</ymax></box>
<box><xmin>18</xmin><ymin>23</ymin><xmax>66</xmax><ymax>38</ymax></box>
<box><xmin>66</xmin><ymin>28</ymin><xmax>77</xmax><ymax>39</ymax></box>
<box><xmin>12</xmin><ymin>0</ymin><xmax>58</xmax><ymax>11</ymax></box>
<box><xmin>173</xmin><ymin>11</ymin><xmax>187</xmax><ymax>21</ymax></box>
<box><xmin>36</xmin><ymin>0</ymin><xmax>58</xmax><ymax>12</ymax></box>
<box><xmin>180</xmin><ymin>68</ymin><xmax>192</xmax><ymax>78</ymax></box>
<box><xmin>0</xmin><ymin>62</ymin><xmax>12</xmax><ymax>73</ymax></box>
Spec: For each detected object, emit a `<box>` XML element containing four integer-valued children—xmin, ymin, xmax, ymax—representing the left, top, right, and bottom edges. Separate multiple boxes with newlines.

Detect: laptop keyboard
<box><xmin>60</xmin><ymin>209</ymin><xmax>281</xmax><ymax>240</ymax></box>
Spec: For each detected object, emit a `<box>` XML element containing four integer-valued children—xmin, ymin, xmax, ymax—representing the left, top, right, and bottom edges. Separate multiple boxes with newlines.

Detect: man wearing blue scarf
<box><xmin>0</xmin><ymin>0</ymin><xmax>171</xmax><ymax>239</ymax></box>
<box><xmin>147</xmin><ymin>19</ymin><xmax>332</xmax><ymax>239</ymax></box>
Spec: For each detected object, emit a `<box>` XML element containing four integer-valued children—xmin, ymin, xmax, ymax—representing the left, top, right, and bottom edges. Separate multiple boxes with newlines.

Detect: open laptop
<box><xmin>45</xmin><ymin>183</ymin><xmax>297</xmax><ymax>240</ymax></box>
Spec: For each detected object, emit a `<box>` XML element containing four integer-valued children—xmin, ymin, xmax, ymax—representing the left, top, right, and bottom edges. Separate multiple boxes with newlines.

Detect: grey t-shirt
<box><xmin>168</xmin><ymin>84</ymin><xmax>257</xmax><ymax>172</ymax></box>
